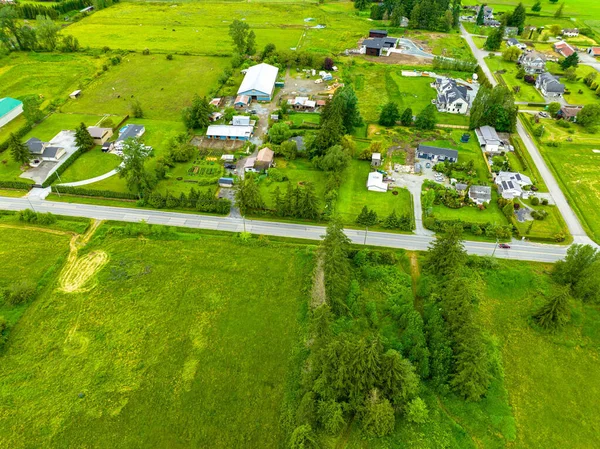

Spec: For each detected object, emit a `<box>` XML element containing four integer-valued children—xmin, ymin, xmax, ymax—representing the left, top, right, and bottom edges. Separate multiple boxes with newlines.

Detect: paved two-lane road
<box><xmin>0</xmin><ymin>197</ymin><xmax>572</xmax><ymax>263</ymax></box>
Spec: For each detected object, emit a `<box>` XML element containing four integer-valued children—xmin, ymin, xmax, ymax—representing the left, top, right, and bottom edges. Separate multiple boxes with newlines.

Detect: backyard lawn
<box><xmin>0</xmin><ymin>226</ymin><xmax>313</xmax><ymax>448</ymax></box>
<box><xmin>514</xmin><ymin>201</ymin><xmax>569</xmax><ymax>241</ymax></box>
<box><xmin>337</xmin><ymin>159</ymin><xmax>412</xmax><ymax>225</ymax></box>
<box><xmin>546</xmin><ymin>62</ymin><xmax>600</xmax><ymax>106</ymax></box>
<box><xmin>430</xmin><ymin>191</ymin><xmax>507</xmax><ymax>224</ymax></box>
<box><xmin>61</xmin><ymin>54</ymin><xmax>232</xmax><ymax>121</ymax></box>
<box><xmin>21</xmin><ymin>113</ymin><xmax>115</xmax><ymax>142</ymax></box>
<box><xmin>57</xmin><ymin>150</ymin><xmax>122</xmax><ymax>184</ymax></box>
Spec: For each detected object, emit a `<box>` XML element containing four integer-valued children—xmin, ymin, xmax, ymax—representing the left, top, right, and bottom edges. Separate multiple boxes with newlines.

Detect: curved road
<box><xmin>460</xmin><ymin>24</ymin><xmax>595</xmax><ymax>246</ymax></box>
<box><xmin>0</xmin><ymin>197</ymin><xmax>573</xmax><ymax>263</ymax></box>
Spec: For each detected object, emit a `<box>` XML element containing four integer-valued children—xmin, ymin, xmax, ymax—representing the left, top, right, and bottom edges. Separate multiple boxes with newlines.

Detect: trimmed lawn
<box><xmin>485</xmin><ymin>56</ymin><xmax>545</xmax><ymax>103</ymax></box>
<box><xmin>258</xmin><ymin>158</ymin><xmax>328</xmax><ymax>209</ymax></box>
<box><xmin>514</xmin><ymin>201</ymin><xmax>569</xmax><ymax>241</ymax></box>
<box><xmin>547</xmin><ymin>62</ymin><xmax>599</xmax><ymax>106</ymax></box>
<box><xmin>288</xmin><ymin>113</ymin><xmax>320</xmax><ymax>128</ymax></box>
<box><xmin>431</xmin><ymin>191</ymin><xmax>507</xmax><ymax>224</ymax></box>
<box><xmin>0</xmin><ymin>155</ymin><xmax>32</xmax><ymax>184</ymax></box>
<box><xmin>22</xmin><ymin>113</ymin><xmax>113</xmax><ymax>142</ymax></box>
<box><xmin>58</xmin><ymin>149</ymin><xmax>122</xmax><ymax>183</ymax></box>
<box><xmin>0</xmin><ymin>227</ymin><xmax>313</xmax><ymax>448</ymax></box>
<box><xmin>61</xmin><ymin>54</ymin><xmax>232</xmax><ymax>120</ymax></box>
<box><xmin>337</xmin><ymin>159</ymin><xmax>412</xmax><ymax>225</ymax></box>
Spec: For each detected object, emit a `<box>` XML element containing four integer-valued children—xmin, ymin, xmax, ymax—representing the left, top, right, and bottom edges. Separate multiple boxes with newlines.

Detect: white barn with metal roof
<box><xmin>237</xmin><ymin>63</ymin><xmax>279</xmax><ymax>102</ymax></box>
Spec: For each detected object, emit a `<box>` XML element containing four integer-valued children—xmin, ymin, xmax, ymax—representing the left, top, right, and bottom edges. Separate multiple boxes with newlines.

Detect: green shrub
<box><xmin>531</xmin><ymin>197</ymin><xmax>540</xmax><ymax>206</ymax></box>
<box><xmin>4</xmin><ymin>281</ymin><xmax>36</xmax><ymax>306</ymax></box>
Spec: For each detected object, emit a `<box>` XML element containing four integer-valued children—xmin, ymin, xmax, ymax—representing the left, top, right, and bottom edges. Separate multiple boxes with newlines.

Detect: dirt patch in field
<box><xmin>362</xmin><ymin>53</ymin><xmax>430</xmax><ymax>66</ymax></box>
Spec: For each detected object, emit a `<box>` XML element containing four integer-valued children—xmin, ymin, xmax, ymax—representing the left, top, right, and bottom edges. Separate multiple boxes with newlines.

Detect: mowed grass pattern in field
<box><xmin>62</xmin><ymin>54</ymin><xmax>232</xmax><ymax>120</ymax></box>
<box><xmin>0</xmin><ymin>232</ymin><xmax>313</xmax><ymax>448</ymax></box>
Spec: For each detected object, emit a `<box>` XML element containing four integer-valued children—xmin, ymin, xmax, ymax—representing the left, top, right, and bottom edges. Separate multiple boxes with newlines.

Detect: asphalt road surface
<box><xmin>0</xmin><ymin>197</ymin><xmax>573</xmax><ymax>263</ymax></box>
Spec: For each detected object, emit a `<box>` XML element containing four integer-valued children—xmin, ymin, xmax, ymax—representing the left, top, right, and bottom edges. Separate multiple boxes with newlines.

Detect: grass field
<box><xmin>21</xmin><ymin>113</ymin><xmax>112</xmax><ymax>142</ymax></box>
<box><xmin>514</xmin><ymin>201</ymin><xmax>569</xmax><ymax>241</ymax></box>
<box><xmin>61</xmin><ymin>54</ymin><xmax>232</xmax><ymax>120</ymax></box>
<box><xmin>0</xmin><ymin>225</ymin><xmax>313</xmax><ymax>448</ymax></box>
<box><xmin>431</xmin><ymin>191</ymin><xmax>507</xmax><ymax>224</ymax></box>
<box><xmin>523</xmin><ymin>115</ymin><xmax>600</xmax><ymax>242</ymax></box>
<box><xmin>479</xmin><ymin>259</ymin><xmax>600</xmax><ymax>448</ymax></box>
<box><xmin>546</xmin><ymin>62</ymin><xmax>599</xmax><ymax>106</ymax></box>
<box><xmin>337</xmin><ymin>159</ymin><xmax>413</xmax><ymax>225</ymax></box>
<box><xmin>63</xmin><ymin>1</ymin><xmax>372</xmax><ymax>55</ymax></box>
<box><xmin>406</xmin><ymin>31</ymin><xmax>475</xmax><ymax>61</ymax></box>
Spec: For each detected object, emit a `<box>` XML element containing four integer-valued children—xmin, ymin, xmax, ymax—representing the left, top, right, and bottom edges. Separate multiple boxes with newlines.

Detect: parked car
<box><xmin>224</xmin><ymin>163</ymin><xmax>236</xmax><ymax>170</ymax></box>
<box><xmin>531</xmin><ymin>186</ymin><xmax>539</xmax><ymax>191</ymax></box>
<box><xmin>538</xmin><ymin>112</ymin><xmax>550</xmax><ymax>118</ymax></box>
<box><xmin>499</xmin><ymin>243</ymin><xmax>511</xmax><ymax>249</ymax></box>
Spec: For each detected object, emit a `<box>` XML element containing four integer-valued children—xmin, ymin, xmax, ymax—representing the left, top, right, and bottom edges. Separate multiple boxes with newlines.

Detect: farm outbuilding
<box><xmin>0</xmin><ymin>97</ymin><xmax>23</xmax><ymax>129</ymax></box>
<box><xmin>206</xmin><ymin>125</ymin><xmax>253</xmax><ymax>141</ymax></box>
<box><xmin>87</xmin><ymin>126</ymin><xmax>113</xmax><ymax>145</ymax></box>
<box><xmin>237</xmin><ymin>63</ymin><xmax>279</xmax><ymax>102</ymax></box>
<box><xmin>367</xmin><ymin>172</ymin><xmax>387</xmax><ymax>192</ymax></box>
<box><xmin>255</xmin><ymin>147</ymin><xmax>274</xmax><ymax>171</ymax></box>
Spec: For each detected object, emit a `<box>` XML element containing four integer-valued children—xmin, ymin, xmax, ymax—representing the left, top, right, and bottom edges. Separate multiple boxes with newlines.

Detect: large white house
<box><xmin>495</xmin><ymin>171</ymin><xmax>532</xmax><ymax>199</ymax></box>
<box><xmin>518</xmin><ymin>51</ymin><xmax>546</xmax><ymax>74</ymax></box>
<box><xmin>0</xmin><ymin>97</ymin><xmax>23</xmax><ymax>129</ymax></box>
<box><xmin>431</xmin><ymin>78</ymin><xmax>470</xmax><ymax>114</ymax></box>
<box><xmin>237</xmin><ymin>63</ymin><xmax>279</xmax><ymax>102</ymax></box>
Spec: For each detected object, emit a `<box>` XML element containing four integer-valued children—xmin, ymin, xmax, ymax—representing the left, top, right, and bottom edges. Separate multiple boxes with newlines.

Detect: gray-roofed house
<box><xmin>506</xmin><ymin>38</ymin><xmax>519</xmax><ymax>47</ymax></box>
<box><xmin>116</xmin><ymin>124</ymin><xmax>145</xmax><ymax>142</ymax></box>
<box><xmin>468</xmin><ymin>185</ymin><xmax>492</xmax><ymax>205</ymax></box>
<box><xmin>475</xmin><ymin>125</ymin><xmax>503</xmax><ymax>153</ymax></box>
<box><xmin>288</xmin><ymin>135</ymin><xmax>305</xmax><ymax>152</ymax></box>
<box><xmin>362</xmin><ymin>37</ymin><xmax>397</xmax><ymax>56</ymax></box>
<box><xmin>518</xmin><ymin>51</ymin><xmax>546</xmax><ymax>74</ymax></box>
<box><xmin>26</xmin><ymin>137</ymin><xmax>66</xmax><ymax>163</ymax></box>
<box><xmin>432</xmin><ymin>78</ymin><xmax>470</xmax><ymax>114</ymax></box>
<box><xmin>416</xmin><ymin>144</ymin><xmax>458</xmax><ymax>163</ymax></box>
<box><xmin>535</xmin><ymin>72</ymin><xmax>565</xmax><ymax>97</ymax></box>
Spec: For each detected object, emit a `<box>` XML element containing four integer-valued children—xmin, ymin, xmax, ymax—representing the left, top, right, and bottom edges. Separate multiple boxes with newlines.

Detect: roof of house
<box><xmin>537</xmin><ymin>72</ymin><xmax>565</xmax><ymax>93</ymax></box>
<box><xmin>0</xmin><ymin>97</ymin><xmax>22</xmax><ymax>118</ymax></box>
<box><xmin>209</xmin><ymin>98</ymin><xmax>222</xmax><ymax>106</ymax></box>
<box><xmin>455</xmin><ymin>182</ymin><xmax>468</xmax><ymax>191</ymax></box>
<box><xmin>41</xmin><ymin>146</ymin><xmax>63</xmax><ymax>159</ymax></box>
<box><xmin>435</xmin><ymin>78</ymin><xmax>468</xmax><ymax>105</ymax></box>
<box><xmin>563</xmin><ymin>28</ymin><xmax>579</xmax><ymax>33</ymax></box>
<box><xmin>87</xmin><ymin>126</ymin><xmax>112</xmax><ymax>139</ymax></box>
<box><xmin>559</xmin><ymin>106</ymin><xmax>583</xmax><ymax>118</ymax></box>
<box><xmin>244</xmin><ymin>157</ymin><xmax>256</xmax><ymax>168</ymax></box>
<box><xmin>469</xmin><ymin>185</ymin><xmax>492</xmax><ymax>199</ymax></box>
<box><xmin>207</xmin><ymin>125</ymin><xmax>253</xmax><ymax>138</ymax></box>
<box><xmin>26</xmin><ymin>137</ymin><xmax>45</xmax><ymax>155</ymax></box>
<box><xmin>589</xmin><ymin>47</ymin><xmax>600</xmax><ymax>56</ymax></box>
<box><xmin>363</xmin><ymin>38</ymin><xmax>384</xmax><ymax>50</ymax></box>
<box><xmin>475</xmin><ymin>125</ymin><xmax>502</xmax><ymax>146</ymax></box>
<box><xmin>520</xmin><ymin>51</ymin><xmax>547</xmax><ymax>63</ymax></box>
<box><xmin>372</xmin><ymin>152</ymin><xmax>381</xmax><ymax>160</ymax></box>
<box><xmin>117</xmin><ymin>124</ymin><xmax>145</xmax><ymax>141</ymax></box>
<box><xmin>289</xmin><ymin>97</ymin><xmax>317</xmax><ymax>108</ymax></box>
<box><xmin>237</xmin><ymin>63</ymin><xmax>279</xmax><ymax>96</ymax></box>
<box><xmin>507</xmin><ymin>38</ymin><xmax>519</xmax><ymax>45</ymax></box>
<box><xmin>370</xmin><ymin>29</ymin><xmax>388</xmax><ymax>35</ymax></box>
<box><xmin>417</xmin><ymin>144</ymin><xmax>459</xmax><ymax>160</ymax></box>
<box><xmin>496</xmin><ymin>171</ymin><xmax>532</xmax><ymax>186</ymax></box>
<box><xmin>554</xmin><ymin>41</ymin><xmax>575</xmax><ymax>57</ymax></box>
<box><xmin>257</xmin><ymin>147</ymin><xmax>274</xmax><ymax>163</ymax></box>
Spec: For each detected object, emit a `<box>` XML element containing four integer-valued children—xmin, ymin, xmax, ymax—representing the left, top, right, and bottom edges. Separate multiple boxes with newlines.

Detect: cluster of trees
<box><xmin>182</xmin><ymin>95</ymin><xmax>211</xmax><ymax>130</ymax></box>
<box><xmin>432</xmin><ymin>56</ymin><xmax>478</xmax><ymax>73</ymax></box>
<box><xmin>229</xmin><ymin>19</ymin><xmax>256</xmax><ymax>56</ymax></box>
<box><xmin>423</xmin><ymin>215</ymin><xmax>512</xmax><ymax>239</ymax></box>
<box><xmin>356</xmin><ymin>206</ymin><xmax>413</xmax><ymax>231</ymax></box>
<box><xmin>270</xmin><ymin>182</ymin><xmax>320</xmax><ymax>220</ymax></box>
<box><xmin>17</xmin><ymin>209</ymin><xmax>57</xmax><ymax>225</ymax></box>
<box><xmin>470</xmin><ymin>85</ymin><xmax>518</xmax><ymax>132</ymax></box>
<box><xmin>358</xmin><ymin>0</ymin><xmax>462</xmax><ymax>32</ymax></box>
<box><xmin>423</xmin><ymin>227</ymin><xmax>493</xmax><ymax>400</ymax></box>
<box><xmin>0</xmin><ymin>9</ymin><xmax>80</xmax><ymax>52</ymax></box>
<box><xmin>379</xmin><ymin>102</ymin><xmax>435</xmax><ymax>130</ymax></box>
<box><xmin>145</xmin><ymin>188</ymin><xmax>230</xmax><ymax>214</ymax></box>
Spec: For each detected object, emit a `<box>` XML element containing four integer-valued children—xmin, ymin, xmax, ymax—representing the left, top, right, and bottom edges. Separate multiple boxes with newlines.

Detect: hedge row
<box><xmin>51</xmin><ymin>185</ymin><xmax>138</xmax><ymax>200</ymax></box>
<box><xmin>42</xmin><ymin>148</ymin><xmax>85</xmax><ymax>188</ymax></box>
<box><xmin>0</xmin><ymin>181</ymin><xmax>33</xmax><ymax>191</ymax></box>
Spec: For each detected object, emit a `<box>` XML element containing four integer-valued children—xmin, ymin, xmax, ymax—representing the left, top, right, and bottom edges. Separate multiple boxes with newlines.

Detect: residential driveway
<box><xmin>20</xmin><ymin>131</ymin><xmax>78</xmax><ymax>185</ymax></box>
<box><xmin>250</xmin><ymin>102</ymin><xmax>272</xmax><ymax>145</ymax></box>
<box><xmin>394</xmin><ymin>38</ymin><xmax>435</xmax><ymax>59</ymax></box>
<box><xmin>390</xmin><ymin>173</ymin><xmax>434</xmax><ymax>237</ymax></box>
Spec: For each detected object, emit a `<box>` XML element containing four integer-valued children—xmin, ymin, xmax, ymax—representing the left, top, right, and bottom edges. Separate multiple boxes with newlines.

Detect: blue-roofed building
<box><xmin>0</xmin><ymin>97</ymin><xmax>24</xmax><ymax>128</ymax></box>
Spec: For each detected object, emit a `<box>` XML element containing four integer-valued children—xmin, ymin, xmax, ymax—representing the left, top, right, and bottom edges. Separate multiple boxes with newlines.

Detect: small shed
<box><xmin>70</xmin><ymin>90</ymin><xmax>82</xmax><ymax>99</ymax></box>
<box><xmin>221</xmin><ymin>154</ymin><xmax>235</xmax><ymax>162</ymax></box>
<box><xmin>270</xmin><ymin>114</ymin><xmax>279</xmax><ymax>121</ymax></box>
<box><xmin>455</xmin><ymin>183</ymin><xmax>468</xmax><ymax>194</ymax></box>
<box><xmin>244</xmin><ymin>157</ymin><xmax>257</xmax><ymax>173</ymax></box>
<box><xmin>369</xmin><ymin>29</ymin><xmax>388</xmax><ymax>38</ymax></box>
<box><xmin>218</xmin><ymin>177</ymin><xmax>234</xmax><ymax>188</ymax></box>
<box><xmin>371</xmin><ymin>152</ymin><xmax>382</xmax><ymax>167</ymax></box>
<box><xmin>234</xmin><ymin>95</ymin><xmax>251</xmax><ymax>109</ymax></box>
<box><xmin>367</xmin><ymin>172</ymin><xmax>387</xmax><ymax>192</ymax></box>
<box><xmin>210</xmin><ymin>98</ymin><xmax>223</xmax><ymax>108</ymax></box>
<box><xmin>232</xmin><ymin>116</ymin><xmax>251</xmax><ymax>126</ymax></box>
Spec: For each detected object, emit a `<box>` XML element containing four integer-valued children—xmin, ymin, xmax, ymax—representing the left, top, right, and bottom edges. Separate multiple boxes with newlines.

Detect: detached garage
<box><xmin>237</xmin><ymin>63</ymin><xmax>279</xmax><ymax>102</ymax></box>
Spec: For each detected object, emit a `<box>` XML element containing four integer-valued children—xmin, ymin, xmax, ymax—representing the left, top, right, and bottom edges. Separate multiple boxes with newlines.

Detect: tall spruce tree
<box><xmin>320</xmin><ymin>216</ymin><xmax>351</xmax><ymax>312</ymax></box>
<box><xmin>74</xmin><ymin>122</ymin><xmax>95</xmax><ymax>151</ymax></box>
<box><xmin>424</xmin><ymin>225</ymin><xmax>466</xmax><ymax>277</ymax></box>
<box><xmin>8</xmin><ymin>133</ymin><xmax>31</xmax><ymax>166</ymax></box>
<box><xmin>532</xmin><ymin>286</ymin><xmax>571</xmax><ymax>331</ymax></box>
<box><xmin>234</xmin><ymin>173</ymin><xmax>265</xmax><ymax>215</ymax></box>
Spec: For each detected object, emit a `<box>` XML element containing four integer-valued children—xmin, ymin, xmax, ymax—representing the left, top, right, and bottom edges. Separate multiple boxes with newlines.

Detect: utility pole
<box><xmin>364</xmin><ymin>226</ymin><xmax>368</xmax><ymax>245</ymax></box>
<box><xmin>492</xmin><ymin>238</ymin><xmax>499</xmax><ymax>257</ymax></box>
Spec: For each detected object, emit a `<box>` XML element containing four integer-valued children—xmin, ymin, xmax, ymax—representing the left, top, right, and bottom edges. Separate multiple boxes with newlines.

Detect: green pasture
<box><xmin>61</xmin><ymin>54</ymin><xmax>232</xmax><ymax>120</ymax></box>
<box><xmin>0</xmin><ymin>228</ymin><xmax>313</xmax><ymax>448</ymax></box>
<box><xmin>485</xmin><ymin>56</ymin><xmax>545</xmax><ymax>103</ymax></box>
